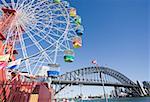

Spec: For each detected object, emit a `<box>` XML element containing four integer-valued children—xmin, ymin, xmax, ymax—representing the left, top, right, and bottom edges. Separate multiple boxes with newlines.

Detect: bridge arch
<box><xmin>51</xmin><ymin>66</ymin><xmax>141</xmax><ymax>96</ymax></box>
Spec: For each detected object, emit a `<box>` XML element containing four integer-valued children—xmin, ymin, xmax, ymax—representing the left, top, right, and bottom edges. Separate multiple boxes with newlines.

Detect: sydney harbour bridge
<box><xmin>50</xmin><ymin>66</ymin><xmax>144</xmax><ymax>97</ymax></box>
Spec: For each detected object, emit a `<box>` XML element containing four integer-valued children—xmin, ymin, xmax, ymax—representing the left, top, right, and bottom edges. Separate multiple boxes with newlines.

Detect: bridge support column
<box><xmin>114</xmin><ymin>87</ymin><xmax>119</xmax><ymax>98</ymax></box>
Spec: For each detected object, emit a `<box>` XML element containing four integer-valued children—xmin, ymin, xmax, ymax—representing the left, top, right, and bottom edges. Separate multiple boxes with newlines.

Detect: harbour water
<box><xmin>77</xmin><ymin>97</ymin><xmax>150</xmax><ymax>102</ymax></box>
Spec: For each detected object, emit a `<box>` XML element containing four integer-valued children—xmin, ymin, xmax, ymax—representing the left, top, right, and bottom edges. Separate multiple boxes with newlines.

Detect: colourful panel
<box><xmin>73</xmin><ymin>42</ymin><xmax>82</xmax><ymax>48</ymax></box>
<box><xmin>70</xmin><ymin>8</ymin><xmax>76</xmax><ymax>17</ymax></box>
<box><xmin>64</xmin><ymin>50</ymin><xmax>74</xmax><ymax>55</ymax></box>
<box><xmin>76</xmin><ymin>30</ymin><xmax>83</xmax><ymax>36</ymax></box>
<box><xmin>75</xmin><ymin>16</ymin><xmax>81</xmax><ymax>25</ymax></box>
<box><xmin>54</xmin><ymin>0</ymin><xmax>61</xmax><ymax>3</ymax></box>
<box><xmin>64</xmin><ymin>55</ymin><xmax>74</xmax><ymax>62</ymax></box>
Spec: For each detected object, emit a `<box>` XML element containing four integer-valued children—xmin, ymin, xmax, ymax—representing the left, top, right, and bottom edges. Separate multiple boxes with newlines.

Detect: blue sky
<box><xmin>0</xmin><ymin>0</ymin><xmax>149</xmax><ymax>97</ymax></box>
<box><xmin>60</xmin><ymin>0</ymin><xmax>149</xmax><ymax>82</ymax></box>
<box><xmin>56</xmin><ymin>0</ymin><xmax>149</xmax><ymax>97</ymax></box>
<box><xmin>1</xmin><ymin>0</ymin><xmax>148</xmax><ymax>81</ymax></box>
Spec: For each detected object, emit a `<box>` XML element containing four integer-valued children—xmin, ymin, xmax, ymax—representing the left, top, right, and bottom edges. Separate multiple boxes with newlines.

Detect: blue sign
<box><xmin>47</xmin><ymin>71</ymin><xmax>59</xmax><ymax>77</ymax></box>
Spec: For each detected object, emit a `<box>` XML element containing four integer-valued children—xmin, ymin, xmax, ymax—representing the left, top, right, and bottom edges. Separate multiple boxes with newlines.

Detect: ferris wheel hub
<box><xmin>2</xmin><ymin>7</ymin><xmax>16</xmax><ymax>14</ymax></box>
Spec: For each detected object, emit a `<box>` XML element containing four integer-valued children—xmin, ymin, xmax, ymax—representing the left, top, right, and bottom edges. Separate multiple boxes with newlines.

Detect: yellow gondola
<box><xmin>73</xmin><ymin>37</ymin><xmax>82</xmax><ymax>48</ymax></box>
<box><xmin>69</xmin><ymin>8</ymin><xmax>76</xmax><ymax>17</ymax></box>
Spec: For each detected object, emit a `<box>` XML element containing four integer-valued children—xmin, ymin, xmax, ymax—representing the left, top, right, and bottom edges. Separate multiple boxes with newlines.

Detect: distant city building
<box><xmin>143</xmin><ymin>81</ymin><xmax>150</xmax><ymax>96</ymax></box>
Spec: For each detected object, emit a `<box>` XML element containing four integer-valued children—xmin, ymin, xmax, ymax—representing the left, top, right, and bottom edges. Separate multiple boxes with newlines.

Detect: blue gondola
<box><xmin>62</xmin><ymin>1</ymin><xmax>69</xmax><ymax>8</ymax></box>
<box><xmin>76</xmin><ymin>25</ymin><xmax>84</xmax><ymax>36</ymax></box>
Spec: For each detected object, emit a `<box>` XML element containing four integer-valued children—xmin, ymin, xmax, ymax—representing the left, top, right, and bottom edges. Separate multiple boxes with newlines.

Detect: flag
<box><xmin>0</xmin><ymin>54</ymin><xmax>10</xmax><ymax>62</ymax></box>
<box><xmin>7</xmin><ymin>58</ymin><xmax>22</xmax><ymax>69</ymax></box>
<box><xmin>92</xmin><ymin>60</ymin><xmax>97</xmax><ymax>64</ymax></box>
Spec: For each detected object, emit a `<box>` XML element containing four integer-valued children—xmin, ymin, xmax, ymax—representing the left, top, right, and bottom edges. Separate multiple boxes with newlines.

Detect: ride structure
<box><xmin>0</xmin><ymin>0</ymin><xmax>83</xmax><ymax>101</ymax></box>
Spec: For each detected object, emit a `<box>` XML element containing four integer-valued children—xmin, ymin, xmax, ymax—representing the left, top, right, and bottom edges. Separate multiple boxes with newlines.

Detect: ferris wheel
<box><xmin>0</xmin><ymin>0</ymin><xmax>84</xmax><ymax>76</ymax></box>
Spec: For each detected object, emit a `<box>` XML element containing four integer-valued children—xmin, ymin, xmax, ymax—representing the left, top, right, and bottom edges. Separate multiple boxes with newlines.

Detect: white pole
<box><xmin>100</xmin><ymin>72</ymin><xmax>108</xmax><ymax>102</ymax></box>
<box><xmin>94</xmin><ymin>62</ymin><xmax>108</xmax><ymax>102</ymax></box>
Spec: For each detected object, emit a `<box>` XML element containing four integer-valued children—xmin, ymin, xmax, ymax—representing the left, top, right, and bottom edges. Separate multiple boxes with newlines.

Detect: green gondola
<box><xmin>64</xmin><ymin>55</ymin><xmax>74</xmax><ymax>62</ymax></box>
<box><xmin>75</xmin><ymin>16</ymin><xmax>81</xmax><ymax>25</ymax></box>
<box><xmin>54</xmin><ymin>0</ymin><xmax>61</xmax><ymax>3</ymax></box>
<box><xmin>64</xmin><ymin>50</ymin><xmax>75</xmax><ymax>62</ymax></box>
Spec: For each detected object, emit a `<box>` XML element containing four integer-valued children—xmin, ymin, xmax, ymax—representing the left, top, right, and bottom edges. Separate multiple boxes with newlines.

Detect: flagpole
<box><xmin>93</xmin><ymin>60</ymin><xmax>108</xmax><ymax>102</ymax></box>
<box><xmin>100</xmin><ymin>71</ymin><xmax>108</xmax><ymax>102</ymax></box>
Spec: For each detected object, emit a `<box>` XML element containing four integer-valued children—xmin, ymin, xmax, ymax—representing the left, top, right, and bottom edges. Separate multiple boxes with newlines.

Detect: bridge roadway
<box><xmin>51</xmin><ymin>79</ymin><xmax>139</xmax><ymax>88</ymax></box>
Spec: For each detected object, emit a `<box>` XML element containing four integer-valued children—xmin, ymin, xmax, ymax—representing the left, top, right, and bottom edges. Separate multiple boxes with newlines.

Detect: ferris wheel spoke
<box><xmin>53</xmin><ymin>42</ymin><xmax>59</xmax><ymax>64</ymax></box>
<box><xmin>17</xmin><ymin>26</ymin><xmax>32</xmax><ymax>74</ymax></box>
<box><xmin>26</xmin><ymin>29</ymin><xmax>68</xmax><ymax>63</ymax></box>
<box><xmin>17</xmin><ymin>0</ymin><xmax>34</xmax><ymax>10</ymax></box>
<box><xmin>58</xmin><ymin>4</ymin><xmax>69</xmax><ymax>22</ymax></box>
<box><xmin>65</xmin><ymin>38</ymin><xmax>71</xmax><ymax>49</ymax></box>
<box><xmin>27</xmin><ymin>25</ymin><xmax>55</xmax><ymax>45</ymax></box>
<box><xmin>59</xmin><ymin>40</ymin><xmax>71</xmax><ymax>50</ymax></box>
<box><xmin>52</xmin><ymin>13</ymin><xmax>67</xmax><ymax>18</ymax></box>
<box><xmin>15</xmin><ymin>0</ymin><xmax>25</xmax><ymax>10</ymax></box>
<box><xmin>67</xmin><ymin>29</ymin><xmax>77</xmax><ymax>37</ymax></box>
<box><xmin>30</xmin><ymin>25</ymin><xmax>59</xmax><ymax>44</ymax></box>
<box><xmin>10</xmin><ymin>0</ymin><xmax>16</xmax><ymax>9</ymax></box>
<box><xmin>1</xmin><ymin>0</ymin><xmax>11</xmax><ymax>8</ymax></box>
<box><xmin>52</xmin><ymin>26</ymin><xmax>67</xmax><ymax>33</ymax></box>
<box><xmin>15</xmin><ymin>0</ymin><xmax>25</xmax><ymax>9</ymax></box>
<box><xmin>21</xmin><ymin>25</ymin><xmax>53</xmax><ymax>63</ymax></box>
<box><xmin>53</xmin><ymin>20</ymin><xmax>67</xmax><ymax>24</ymax></box>
<box><xmin>32</xmin><ymin>53</ymin><xmax>44</xmax><ymax>74</ymax></box>
<box><xmin>34</xmin><ymin>59</ymin><xmax>45</xmax><ymax>75</ymax></box>
<box><xmin>50</xmin><ymin>28</ymin><xmax>68</xmax><ymax>40</ymax></box>
<box><xmin>21</xmin><ymin>0</ymin><xmax>47</xmax><ymax>16</ymax></box>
